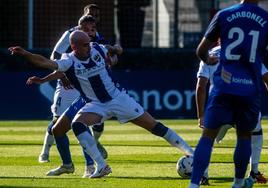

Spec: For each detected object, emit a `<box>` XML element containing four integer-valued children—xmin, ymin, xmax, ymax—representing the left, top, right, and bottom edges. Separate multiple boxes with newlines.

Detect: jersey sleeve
<box><xmin>261</xmin><ymin>64</ymin><xmax>268</xmax><ymax>75</ymax></box>
<box><xmin>56</xmin><ymin>57</ymin><xmax>73</xmax><ymax>72</ymax></box>
<box><xmin>51</xmin><ymin>31</ymin><xmax>71</xmax><ymax>57</ymax></box>
<box><xmin>197</xmin><ymin>61</ymin><xmax>210</xmax><ymax>79</ymax></box>
<box><xmin>204</xmin><ymin>12</ymin><xmax>221</xmax><ymax>42</ymax></box>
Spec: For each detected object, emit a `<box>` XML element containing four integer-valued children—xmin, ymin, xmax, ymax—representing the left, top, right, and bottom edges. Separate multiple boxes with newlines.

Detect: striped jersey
<box><xmin>56</xmin><ymin>42</ymin><xmax>122</xmax><ymax>103</ymax></box>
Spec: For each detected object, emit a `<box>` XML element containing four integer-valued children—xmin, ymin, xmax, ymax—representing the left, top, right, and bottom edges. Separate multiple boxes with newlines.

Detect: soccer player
<box><xmin>190</xmin><ymin>0</ymin><xmax>268</xmax><ymax>188</ymax></box>
<box><xmin>29</xmin><ymin>15</ymin><xmax>112</xmax><ymax>177</ymax></box>
<box><xmin>9</xmin><ymin>30</ymin><xmax>194</xmax><ymax>178</ymax></box>
<box><xmin>196</xmin><ymin>45</ymin><xmax>268</xmax><ymax>184</ymax></box>
<box><xmin>38</xmin><ymin>4</ymin><xmax>106</xmax><ymax>165</ymax></box>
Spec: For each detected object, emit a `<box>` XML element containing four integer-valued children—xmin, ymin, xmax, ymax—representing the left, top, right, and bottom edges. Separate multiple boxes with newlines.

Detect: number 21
<box><xmin>225</xmin><ymin>27</ymin><xmax>259</xmax><ymax>63</ymax></box>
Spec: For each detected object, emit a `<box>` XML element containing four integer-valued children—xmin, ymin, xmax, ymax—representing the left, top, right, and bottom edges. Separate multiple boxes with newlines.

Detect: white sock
<box><xmin>250</xmin><ymin>135</ymin><xmax>263</xmax><ymax>173</ymax></box>
<box><xmin>40</xmin><ymin>132</ymin><xmax>54</xmax><ymax>155</ymax></box>
<box><xmin>77</xmin><ymin>131</ymin><xmax>106</xmax><ymax>169</ymax></box>
<box><xmin>163</xmin><ymin>128</ymin><xmax>194</xmax><ymax>155</ymax></box>
<box><xmin>189</xmin><ymin>183</ymin><xmax>199</xmax><ymax>188</ymax></box>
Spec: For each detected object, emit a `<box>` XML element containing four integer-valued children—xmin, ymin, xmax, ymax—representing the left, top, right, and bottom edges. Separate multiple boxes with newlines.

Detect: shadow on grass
<box><xmin>107</xmin><ymin>176</ymin><xmax>179</xmax><ymax>180</ymax></box>
<box><xmin>209</xmin><ymin>177</ymin><xmax>233</xmax><ymax>183</ymax></box>
<box><xmin>0</xmin><ymin>176</ymin><xmax>78</xmax><ymax>180</ymax></box>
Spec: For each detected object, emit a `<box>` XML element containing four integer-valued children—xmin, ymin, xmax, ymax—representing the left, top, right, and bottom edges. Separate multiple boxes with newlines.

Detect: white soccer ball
<box><xmin>176</xmin><ymin>155</ymin><xmax>193</xmax><ymax>178</ymax></box>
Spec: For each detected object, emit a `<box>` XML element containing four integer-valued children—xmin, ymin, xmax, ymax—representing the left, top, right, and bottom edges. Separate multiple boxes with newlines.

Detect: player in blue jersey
<box><xmin>196</xmin><ymin>45</ymin><xmax>268</xmax><ymax>184</ymax></box>
<box><xmin>190</xmin><ymin>0</ymin><xmax>268</xmax><ymax>188</ymax></box>
<box><xmin>9</xmin><ymin>30</ymin><xmax>194</xmax><ymax>178</ymax></box>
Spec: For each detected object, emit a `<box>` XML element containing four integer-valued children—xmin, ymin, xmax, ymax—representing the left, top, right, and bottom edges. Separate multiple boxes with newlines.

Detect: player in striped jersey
<box><xmin>196</xmin><ymin>45</ymin><xmax>268</xmax><ymax>184</ymax></box>
<box><xmin>9</xmin><ymin>30</ymin><xmax>194</xmax><ymax>178</ymax></box>
<box><xmin>27</xmin><ymin>15</ymin><xmax>113</xmax><ymax>177</ymax></box>
<box><xmin>38</xmin><ymin>4</ymin><xmax>107</xmax><ymax>164</ymax></box>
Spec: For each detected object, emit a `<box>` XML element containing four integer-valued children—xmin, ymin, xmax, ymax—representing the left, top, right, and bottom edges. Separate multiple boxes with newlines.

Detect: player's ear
<box><xmin>70</xmin><ymin>44</ymin><xmax>77</xmax><ymax>51</ymax></box>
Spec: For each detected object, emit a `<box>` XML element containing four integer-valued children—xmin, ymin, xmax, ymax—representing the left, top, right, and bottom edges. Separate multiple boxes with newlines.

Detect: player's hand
<box><xmin>8</xmin><ymin>46</ymin><xmax>28</xmax><ymax>56</ymax></box>
<box><xmin>60</xmin><ymin>76</ymin><xmax>74</xmax><ymax>89</ymax></box>
<box><xmin>113</xmin><ymin>44</ymin><xmax>123</xmax><ymax>55</ymax></box>
<box><xmin>26</xmin><ymin>76</ymin><xmax>44</xmax><ymax>85</ymax></box>
<box><xmin>198</xmin><ymin>117</ymin><xmax>205</xmax><ymax>129</ymax></box>
<box><xmin>106</xmin><ymin>54</ymin><xmax>118</xmax><ymax>67</ymax></box>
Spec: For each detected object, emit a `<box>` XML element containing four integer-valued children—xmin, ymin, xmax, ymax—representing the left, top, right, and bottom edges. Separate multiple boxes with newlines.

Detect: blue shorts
<box><xmin>62</xmin><ymin>96</ymin><xmax>87</xmax><ymax>121</ymax></box>
<box><xmin>204</xmin><ymin>93</ymin><xmax>260</xmax><ymax>132</ymax></box>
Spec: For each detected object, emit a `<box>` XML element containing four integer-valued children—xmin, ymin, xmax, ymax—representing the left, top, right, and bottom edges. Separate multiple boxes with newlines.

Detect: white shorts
<box><xmin>51</xmin><ymin>83</ymin><xmax>80</xmax><ymax>117</ymax></box>
<box><xmin>78</xmin><ymin>91</ymin><xmax>144</xmax><ymax>123</ymax></box>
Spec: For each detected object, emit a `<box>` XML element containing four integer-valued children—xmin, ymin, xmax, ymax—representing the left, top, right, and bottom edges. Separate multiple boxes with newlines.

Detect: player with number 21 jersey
<box><xmin>205</xmin><ymin>3</ymin><xmax>268</xmax><ymax>97</ymax></box>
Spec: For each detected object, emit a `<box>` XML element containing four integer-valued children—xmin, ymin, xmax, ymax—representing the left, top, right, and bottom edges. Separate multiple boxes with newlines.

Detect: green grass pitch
<box><xmin>0</xmin><ymin>120</ymin><xmax>267</xmax><ymax>188</ymax></box>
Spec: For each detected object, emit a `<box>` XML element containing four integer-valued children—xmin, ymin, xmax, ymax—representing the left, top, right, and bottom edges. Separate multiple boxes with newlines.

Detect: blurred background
<box><xmin>1</xmin><ymin>0</ymin><xmax>268</xmax><ymax>119</ymax></box>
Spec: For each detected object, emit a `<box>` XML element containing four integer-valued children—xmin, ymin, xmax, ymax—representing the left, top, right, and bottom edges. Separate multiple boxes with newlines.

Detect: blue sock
<box><xmin>83</xmin><ymin>127</ymin><xmax>94</xmax><ymax>166</ymax></box>
<box><xmin>191</xmin><ymin>136</ymin><xmax>214</xmax><ymax>185</ymax></box>
<box><xmin>234</xmin><ymin>138</ymin><xmax>251</xmax><ymax>179</ymax></box>
<box><xmin>54</xmin><ymin>134</ymin><xmax>72</xmax><ymax>165</ymax></box>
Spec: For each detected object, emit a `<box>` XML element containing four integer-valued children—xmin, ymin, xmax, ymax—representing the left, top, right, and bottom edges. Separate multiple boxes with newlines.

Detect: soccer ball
<box><xmin>176</xmin><ymin>155</ymin><xmax>193</xmax><ymax>178</ymax></box>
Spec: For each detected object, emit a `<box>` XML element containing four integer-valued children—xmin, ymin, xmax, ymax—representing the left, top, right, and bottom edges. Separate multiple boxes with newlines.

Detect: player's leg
<box><xmin>39</xmin><ymin>118</ymin><xmax>56</xmax><ymax>163</ymax></box>
<box><xmin>39</xmin><ymin>94</ymin><xmax>61</xmax><ymax>163</ymax></box>
<box><xmin>46</xmin><ymin>115</ymin><xmax>74</xmax><ymax>176</ymax></box>
<box><xmin>131</xmin><ymin>112</ymin><xmax>194</xmax><ymax>155</ymax></box>
<box><xmin>232</xmin><ymin>129</ymin><xmax>253</xmax><ymax>188</ymax></box>
<box><xmin>39</xmin><ymin>87</ymin><xmax>71</xmax><ymax>163</ymax></box>
<box><xmin>232</xmin><ymin>96</ymin><xmax>259</xmax><ymax>188</ymax></box>
<box><xmin>47</xmin><ymin>97</ymin><xmax>95</xmax><ymax>176</ymax></box>
<box><xmin>249</xmin><ymin>113</ymin><xmax>267</xmax><ymax>183</ymax></box>
<box><xmin>72</xmin><ymin>111</ymin><xmax>111</xmax><ymax>178</ymax></box>
<box><xmin>133</xmin><ymin>111</ymin><xmax>211</xmax><ymax>185</ymax></box>
<box><xmin>92</xmin><ymin>123</ymin><xmax>108</xmax><ymax>159</ymax></box>
<box><xmin>190</xmin><ymin>94</ymin><xmax>235</xmax><ymax>188</ymax></box>
<box><xmin>112</xmin><ymin>92</ymin><xmax>194</xmax><ymax>155</ymax></box>
<box><xmin>189</xmin><ymin>128</ymin><xmax>219</xmax><ymax>188</ymax></box>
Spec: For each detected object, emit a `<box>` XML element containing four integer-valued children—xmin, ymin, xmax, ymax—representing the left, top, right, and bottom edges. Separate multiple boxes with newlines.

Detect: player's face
<box><xmin>75</xmin><ymin>36</ymin><xmax>91</xmax><ymax>59</ymax></box>
<box><xmin>80</xmin><ymin>21</ymin><xmax>96</xmax><ymax>38</ymax></box>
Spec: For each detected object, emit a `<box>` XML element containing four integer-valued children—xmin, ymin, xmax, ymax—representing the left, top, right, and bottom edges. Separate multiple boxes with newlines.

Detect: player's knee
<box><xmin>92</xmin><ymin>123</ymin><xmax>104</xmax><ymax>132</ymax></box>
<box><xmin>72</xmin><ymin>122</ymin><xmax>88</xmax><ymax>136</ymax></box>
<box><xmin>151</xmin><ymin>122</ymin><xmax>168</xmax><ymax>137</ymax></box>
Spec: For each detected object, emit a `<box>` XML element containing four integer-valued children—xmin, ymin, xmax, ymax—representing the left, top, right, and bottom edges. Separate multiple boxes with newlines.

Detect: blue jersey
<box><xmin>205</xmin><ymin>3</ymin><xmax>268</xmax><ymax>96</ymax></box>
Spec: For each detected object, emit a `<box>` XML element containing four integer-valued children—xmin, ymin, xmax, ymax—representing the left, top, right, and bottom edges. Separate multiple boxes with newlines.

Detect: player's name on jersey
<box><xmin>227</xmin><ymin>11</ymin><xmax>267</xmax><ymax>27</ymax></box>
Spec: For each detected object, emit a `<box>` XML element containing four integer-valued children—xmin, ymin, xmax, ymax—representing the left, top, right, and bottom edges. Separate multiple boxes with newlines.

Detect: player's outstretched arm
<box><xmin>26</xmin><ymin>76</ymin><xmax>45</xmax><ymax>85</ymax></box>
<box><xmin>26</xmin><ymin>71</ymin><xmax>65</xmax><ymax>85</ymax></box>
<box><xmin>9</xmin><ymin>46</ymin><xmax>58</xmax><ymax>70</ymax></box>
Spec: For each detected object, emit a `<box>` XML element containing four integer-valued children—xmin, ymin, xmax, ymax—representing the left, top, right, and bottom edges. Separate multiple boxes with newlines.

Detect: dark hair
<box><xmin>78</xmin><ymin>15</ymin><xmax>96</xmax><ymax>25</ymax></box>
<box><xmin>84</xmin><ymin>4</ymin><xmax>100</xmax><ymax>13</ymax></box>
